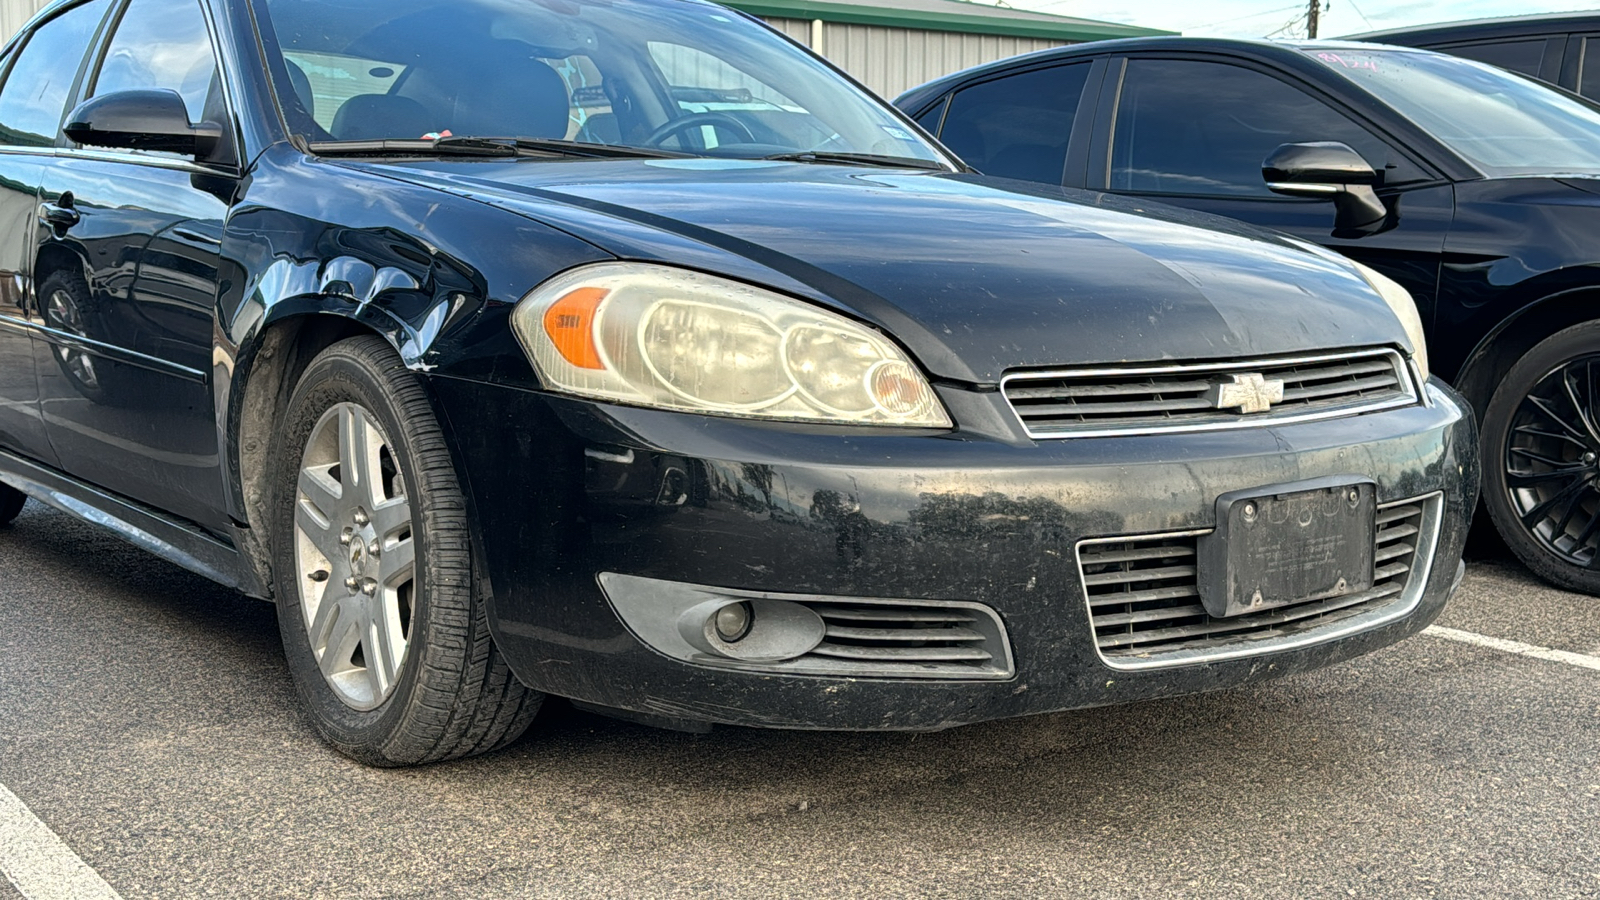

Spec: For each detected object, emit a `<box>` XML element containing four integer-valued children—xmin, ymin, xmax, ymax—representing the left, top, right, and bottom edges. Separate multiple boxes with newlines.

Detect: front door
<box><xmin>0</xmin><ymin>0</ymin><xmax>112</xmax><ymax>468</ymax></box>
<box><xmin>32</xmin><ymin>0</ymin><xmax>236</xmax><ymax>529</ymax></box>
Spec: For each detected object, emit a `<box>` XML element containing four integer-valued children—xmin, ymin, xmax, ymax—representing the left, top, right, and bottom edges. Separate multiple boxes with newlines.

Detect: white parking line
<box><xmin>0</xmin><ymin>783</ymin><xmax>122</xmax><ymax>900</ymax></box>
<box><xmin>1425</xmin><ymin>625</ymin><xmax>1600</xmax><ymax>672</ymax></box>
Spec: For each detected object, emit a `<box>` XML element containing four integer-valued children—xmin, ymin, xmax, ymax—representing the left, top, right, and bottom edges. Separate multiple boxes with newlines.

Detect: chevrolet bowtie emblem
<box><xmin>1208</xmin><ymin>373</ymin><xmax>1285</xmax><ymax>414</ymax></box>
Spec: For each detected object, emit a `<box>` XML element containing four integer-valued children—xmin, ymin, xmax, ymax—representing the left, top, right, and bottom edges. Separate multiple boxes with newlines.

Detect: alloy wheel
<box><xmin>1503</xmin><ymin>355</ymin><xmax>1600</xmax><ymax>568</ymax></box>
<box><xmin>292</xmin><ymin>402</ymin><xmax>417</xmax><ymax>710</ymax></box>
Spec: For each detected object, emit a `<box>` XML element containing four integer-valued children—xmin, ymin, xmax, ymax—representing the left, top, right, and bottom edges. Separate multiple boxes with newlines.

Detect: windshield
<box><xmin>1306</xmin><ymin>47</ymin><xmax>1600</xmax><ymax>177</ymax></box>
<box><xmin>253</xmin><ymin>0</ymin><xmax>947</xmax><ymax>165</ymax></box>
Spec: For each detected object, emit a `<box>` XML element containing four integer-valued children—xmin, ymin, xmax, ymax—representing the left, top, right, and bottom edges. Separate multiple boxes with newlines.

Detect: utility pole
<box><xmin>1307</xmin><ymin>0</ymin><xmax>1321</xmax><ymax>38</ymax></box>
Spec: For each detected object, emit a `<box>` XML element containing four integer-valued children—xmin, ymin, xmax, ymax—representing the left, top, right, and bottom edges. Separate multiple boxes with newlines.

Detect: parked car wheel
<box><xmin>272</xmin><ymin>336</ymin><xmax>542</xmax><ymax>765</ymax></box>
<box><xmin>1482</xmin><ymin>321</ymin><xmax>1600</xmax><ymax>594</ymax></box>
<box><xmin>0</xmin><ymin>484</ymin><xmax>22</xmax><ymax>526</ymax></box>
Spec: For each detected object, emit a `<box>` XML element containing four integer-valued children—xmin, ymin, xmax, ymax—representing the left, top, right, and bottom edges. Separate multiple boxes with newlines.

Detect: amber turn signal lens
<box><xmin>541</xmin><ymin>287</ymin><xmax>609</xmax><ymax>370</ymax></box>
<box><xmin>870</xmin><ymin>360</ymin><xmax>933</xmax><ymax>416</ymax></box>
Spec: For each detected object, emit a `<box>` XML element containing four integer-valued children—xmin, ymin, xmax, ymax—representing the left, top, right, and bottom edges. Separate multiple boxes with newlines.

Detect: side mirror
<box><xmin>1262</xmin><ymin>141</ymin><xmax>1388</xmax><ymax>237</ymax></box>
<box><xmin>64</xmin><ymin>89</ymin><xmax>222</xmax><ymax>157</ymax></box>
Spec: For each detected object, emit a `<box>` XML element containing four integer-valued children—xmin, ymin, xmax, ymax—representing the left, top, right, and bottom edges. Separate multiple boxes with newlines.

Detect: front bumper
<box><xmin>433</xmin><ymin>376</ymin><xmax>1478</xmax><ymax>731</ymax></box>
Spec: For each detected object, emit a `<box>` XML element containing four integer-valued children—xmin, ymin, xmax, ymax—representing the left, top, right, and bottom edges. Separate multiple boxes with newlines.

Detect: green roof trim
<box><xmin>720</xmin><ymin>0</ymin><xmax>1173</xmax><ymax>41</ymax></box>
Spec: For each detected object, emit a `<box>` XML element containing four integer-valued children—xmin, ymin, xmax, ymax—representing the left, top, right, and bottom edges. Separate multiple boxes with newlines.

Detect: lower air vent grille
<box><xmin>1077</xmin><ymin>494</ymin><xmax>1440</xmax><ymax>669</ymax></box>
<box><xmin>788</xmin><ymin>600</ymin><xmax>1013</xmax><ymax>679</ymax></box>
<box><xmin>599</xmin><ymin>574</ymin><xmax>1014</xmax><ymax>681</ymax></box>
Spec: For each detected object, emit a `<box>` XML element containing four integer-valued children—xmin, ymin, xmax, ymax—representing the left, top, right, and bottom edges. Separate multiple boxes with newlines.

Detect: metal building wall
<box><xmin>763</xmin><ymin>16</ymin><xmax>814</xmax><ymax>45</ymax></box>
<box><xmin>762</xmin><ymin>15</ymin><xmax>1066</xmax><ymax>99</ymax></box>
<box><xmin>0</xmin><ymin>0</ymin><xmax>45</xmax><ymax>43</ymax></box>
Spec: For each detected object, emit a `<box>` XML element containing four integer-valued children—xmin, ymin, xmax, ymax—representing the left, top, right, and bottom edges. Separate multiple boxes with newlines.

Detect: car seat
<box><xmin>332</xmin><ymin>94</ymin><xmax>439</xmax><ymax>141</ymax></box>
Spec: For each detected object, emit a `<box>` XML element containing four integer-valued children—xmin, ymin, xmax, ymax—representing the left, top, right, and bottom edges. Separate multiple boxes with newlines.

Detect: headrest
<box><xmin>331</xmin><ymin>93</ymin><xmax>439</xmax><ymax>141</ymax></box>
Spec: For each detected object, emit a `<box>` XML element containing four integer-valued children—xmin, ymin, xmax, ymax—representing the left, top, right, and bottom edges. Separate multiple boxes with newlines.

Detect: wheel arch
<box><xmin>34</xmin><ymin>242</ymin><xmax>83</xmax><ymax>285</ymax></box>
<box><xmin>1452</xmin><ymin>285</ymin><xmax>1600</xmax><ymax>419</ymax></box>
<box><xmin>210</xmin><ymin>147</ymin><xmax>613</xmax><ymax>597</ymax></box>
<box><xmin>228</xmin><ymin>306</ymin><xmax>409</xmax><ymax>598</ymax></box>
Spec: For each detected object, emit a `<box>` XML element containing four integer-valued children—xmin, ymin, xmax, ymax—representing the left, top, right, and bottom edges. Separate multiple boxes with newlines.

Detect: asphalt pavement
<box><xmin>0</xmin><ymin>501</ymin><xmax>1596</xmax><ymax>899</ymax></box>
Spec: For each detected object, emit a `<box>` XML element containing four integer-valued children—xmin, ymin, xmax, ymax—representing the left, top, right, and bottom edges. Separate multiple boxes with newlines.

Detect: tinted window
<box><xmin>939</xmin><ymin>64</ymin><xmax>1089</xmax><ymax>184</ymax></box>
<box><xmin>91</xmin><ymin>0</ymin><xmax>219</xmax><ymax>124</ymax></box>
<box><xmin>1110</xmin><ymin>58</ymin><xmax>1421</xmax><ymax>197</ymax></box>
<box><xmin>912</xmin><ymin>96</ymin><xmax>946</xmax><ymax>133</ymax></box>
<box><xmin>1581</xmin><ymin>37</ymin><xmax>1600</xmax><ymax>98</ymax></box>
<box><xmin>1438</xmin><ymin>38</ymin><xmax>1548</xmax><ymax>78</ymax></box>
<box><xmin>0</xmin><ymin>0</ymin><xmax>110</xmax><ymax>147</ymax></box>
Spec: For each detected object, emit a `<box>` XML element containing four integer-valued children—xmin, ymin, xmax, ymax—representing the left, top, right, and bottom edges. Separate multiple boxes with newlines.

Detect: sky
<box><xmin>1002</xmin><ymin>1</ymin><xmax>1600</xmax><ymax>39</ymax></box>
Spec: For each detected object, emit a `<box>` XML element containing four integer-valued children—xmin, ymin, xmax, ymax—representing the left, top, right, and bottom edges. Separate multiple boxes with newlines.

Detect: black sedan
<box><xmin>899</xmin><ymin>37</ymin><xmax>1600</xmax><ymax>595</ymax></box>
<box><xmin>0</xmin><ymin>0</ymin><xmax>1473</xmax><ymax>765</ymax></box>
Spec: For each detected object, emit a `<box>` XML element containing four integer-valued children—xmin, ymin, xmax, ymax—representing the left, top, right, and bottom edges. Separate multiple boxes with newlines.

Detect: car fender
<box><xmin>214</xmin><ymin>145</ymin><xmax>613</xmax><ymax>579</ymax></box>
<box><xmin>1449</xmin><ymin>277</ymin><xmax>1600</xmax><ymax>415</ymax></box>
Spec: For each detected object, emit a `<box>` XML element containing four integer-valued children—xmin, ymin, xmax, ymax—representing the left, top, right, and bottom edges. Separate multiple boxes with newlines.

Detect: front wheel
<box><xmin>271</xmin><ymin>336</ymin><xmax>542</xmax><ymax>765</ymax></box>
<box><xmin>1482</xmin><ymin>320</ymin><xmax>1600</xmax><ymax>595</ymax></box>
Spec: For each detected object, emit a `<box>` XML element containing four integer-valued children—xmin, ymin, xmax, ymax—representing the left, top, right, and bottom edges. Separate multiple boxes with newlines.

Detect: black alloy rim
<box><xmin>1504</xmin><ymin>355</ymin><xmax>1600</xmax><ymax>568</ymax></box>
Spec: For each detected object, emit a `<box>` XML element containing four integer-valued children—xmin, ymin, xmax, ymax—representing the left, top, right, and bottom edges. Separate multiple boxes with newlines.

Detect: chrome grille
<box><xmin>1077</xmin><ymin>494</ymin><xmax>1440</xmax><ymax>669</ymax></box>
<box><xmin>1003</xmin><ymin>349</ymin><xmax>1418</xmax><ymax>439</ymax></box>
<box><xmin>785</xmin><ymin>600</ymin><xmax>1013</xmax><ymax>679</ymax></box>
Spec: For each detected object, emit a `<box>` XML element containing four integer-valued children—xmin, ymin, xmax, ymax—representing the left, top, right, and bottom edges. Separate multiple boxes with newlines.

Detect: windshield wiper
<box><xmin>308</xmin><ymin>135</ymin><xmax>691</xmax><ymax>160</ymax></box>
<box><xmin>491</xmin><ymin>137</ymin><xmax>693</xmax><ymax>159</ymax></box>
<box><xmin>761</xmin><ymin>151</ymin><xmax>946</xmax><ymax>170</ymax></box>
<box><xmin>308</xmin><ymin>137</ymin><xmax>521</xmax><ymax>158</ymax></box>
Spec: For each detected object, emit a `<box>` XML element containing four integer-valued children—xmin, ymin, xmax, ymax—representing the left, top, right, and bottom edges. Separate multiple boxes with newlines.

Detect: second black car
<box><xmin>901</xmin><ymin>38</ymin><xmax>1600</xmax><ymax>594</ymax></box>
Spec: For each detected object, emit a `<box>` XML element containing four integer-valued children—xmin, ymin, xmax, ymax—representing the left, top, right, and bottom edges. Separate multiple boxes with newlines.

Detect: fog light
<box><xmin>676</xmin><ymin>597</ymin><xmax>825</xmax><ymax>662</ymax></box>
<box><xmin>714</xmin><ymin>602</ymin><xmax>753</xmax><ymax>642</ymax></box>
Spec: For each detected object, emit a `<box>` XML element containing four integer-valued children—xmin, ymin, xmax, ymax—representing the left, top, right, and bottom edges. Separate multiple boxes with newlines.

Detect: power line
<box><xmin>1264</xmin><ymin>11</ymin><xmax>1307</xmax><ymax>39</ymax></box>
<box><xmin>1343</xmin><ymin>0</ymin><xmax>1376</xmax><ymax>29</ymax></box>
<box><xmin>1174</xmin><ymin>3</ymin><xmax>1303</xmax><ymax>33</ymax></box>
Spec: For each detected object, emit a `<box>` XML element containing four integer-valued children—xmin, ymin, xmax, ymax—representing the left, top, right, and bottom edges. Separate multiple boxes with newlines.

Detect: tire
<box><xmin>271</xmin><ymin>335</ymin><xmax>542</xmax><ymax>765</ymax></box>
<box><xmin>36</xmin><ymin>268</ymin><xmax>134</xmax><ymax>407</ymax></box>
<box><xmin>0</xmin><ymin>484</ymin><xmax>23</xmax><ymax>526</ymax></box>
<box><xmin>1482</xmin><ymin>320</ymin><xmax>1600</xmax><ymax>595</ymax></box>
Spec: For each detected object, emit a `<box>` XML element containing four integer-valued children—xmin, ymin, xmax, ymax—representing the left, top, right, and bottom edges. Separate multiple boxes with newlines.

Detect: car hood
<box><xmin>357</xmin><ymin>158</ymin><xmax>1407</xmax><ymax>384</ymax></box>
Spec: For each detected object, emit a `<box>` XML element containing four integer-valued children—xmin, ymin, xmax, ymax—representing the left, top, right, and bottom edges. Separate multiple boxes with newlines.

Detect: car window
<box><xmin>645</xmin><ymin>42</ymin><xmax>829</xmax><ymax>150</ymax></box>
<box><xmin>938</xmin><ymin>64</ymin><xmax>1089</xmax><ymax>184</ymax></box>
<box><xmin>255</xmin><ymin>0</ymin><xmax>949</xmax><ymax>165</ymax></box>
<box><xmin>1309</xmin><ymin>47</ymin><xmax>1600</xmax><ymax>177</ymax></box>
<box><xmin>1581</xmin><ymin>38</ymin><xmax>1600</xmax><ymax>98</ymax></box>
<box><xmin>1435</xmin><ymin>38</ymin><xmax>1548</xmax><ymax>78</ymax></box>
<box><xmin>1110</xmin><ymin>58</ymin><xmax>1423</xmax><ymax>198</ymax></box>
<box><xmin>280</xmin><ymin>51</ymin><xmax>408</xmax><ymax>135</ymax></box>
<box><xmin>281</xmin><ymin>48</ymin><xmax>602</xmax><ymax>143</ymax></box>
<box><xmin>90</xmin><ymin>0</ymin><xmax>220</xmax><ymax>125</ymax></box>
<box><xmin>911</xmin><ymin>96</ymin><xmax>946</xmax><ymax>134</ymax></box>
<box><xmin>547</xmin><ymin>55</ymin><xmax>606</xmax><ymax>142</ymax></box>
<box><xmin>0</xmin><ymin>0</ymin><xmax>111</xmax><ymax>147</ymax></box>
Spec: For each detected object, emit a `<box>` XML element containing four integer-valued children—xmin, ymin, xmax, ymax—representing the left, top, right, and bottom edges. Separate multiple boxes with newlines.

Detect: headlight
<box><xmin>1352</xmin><ymin>261</ymin><xmax>1429</xmax><ymax>381</ymax></box>
<box><xmin>511</xmin><ymin>263</ymin><xmax>952</xmax><ymax>428</ymax></box>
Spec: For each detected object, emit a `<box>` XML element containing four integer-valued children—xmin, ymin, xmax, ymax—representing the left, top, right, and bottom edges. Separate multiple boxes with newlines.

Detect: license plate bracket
<box><xmin>1197</xmin><ymin>477</ymin><xmax>1376</xmax><ymax>619</ymax></box>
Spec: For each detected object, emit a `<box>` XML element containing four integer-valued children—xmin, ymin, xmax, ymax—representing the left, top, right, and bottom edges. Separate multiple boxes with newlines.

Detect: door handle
<box><xmin>38</xmin><ymin>201</ymin><xmax>80</xmax><ymax>231</ymax></box>
<box><xmin>172</xmin><ymin>227</ymin><xmax>221</xmax><ymax>247</ymax></box>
